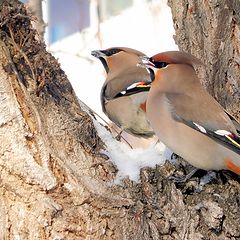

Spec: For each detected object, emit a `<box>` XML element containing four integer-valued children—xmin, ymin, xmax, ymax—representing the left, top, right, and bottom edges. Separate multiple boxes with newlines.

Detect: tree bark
<box><xmin>0</xmin><ymin>1</ymin><xmax>239</xmax><ymax>240</ymax></box>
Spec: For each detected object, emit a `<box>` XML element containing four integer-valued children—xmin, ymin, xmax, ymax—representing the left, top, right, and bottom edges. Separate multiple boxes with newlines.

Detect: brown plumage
<box><xmin>141</xmin><ymin>51</ymin><xmax>240</xmax><ymax>174</ymax></box>
<box><xmin>91</xmin><ymin>47</ymin><xmax>154</xmax><ymax>137</ymax></box>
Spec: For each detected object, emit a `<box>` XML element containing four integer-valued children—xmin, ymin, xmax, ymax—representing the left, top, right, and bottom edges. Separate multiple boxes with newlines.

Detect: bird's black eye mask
<box><xmin>148</xmin><ymin>68</ymin><xmax>155</xmax><ymax>81</ymax></box>
<box><xmin>150</xmin><ymin>57</ymin><xmax>169</xmax><ymax>68</ymax></box>
<box><xmin>99</xmin><ymin>57</ymin><xmax>109</xmax><ymax>73</ymax></box>
<box><xmin>101</xmin><ymin>48</ymin><xmax>122</xmax><ymax>56</ymax></box>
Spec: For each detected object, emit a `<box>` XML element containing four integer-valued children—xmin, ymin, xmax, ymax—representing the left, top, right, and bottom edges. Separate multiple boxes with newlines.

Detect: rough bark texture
<box><xmin>168</xmin><ymin>0</ymin><xmax>240</xmax><ymax>119</ymax></box>
<box><xmin>0</xmin><ymin>1</ymin><xmax>239</xmax><ymax>240</ymax></box>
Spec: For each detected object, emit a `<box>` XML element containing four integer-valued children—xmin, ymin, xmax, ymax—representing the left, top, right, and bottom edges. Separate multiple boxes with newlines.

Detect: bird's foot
<box><xmin>115</xmin><ymin>130</ymin><xmax>123</xmax><ymax>141</ymax></box>
<box><xmin>169</xmin><ymin>168</ymin><xmax>199</xmax><ymax>183</ymax></box>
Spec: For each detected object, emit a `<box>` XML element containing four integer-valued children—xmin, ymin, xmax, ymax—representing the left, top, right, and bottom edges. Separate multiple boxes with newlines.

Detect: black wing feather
<box><xmin>181</xmin><ymin>119</ymin><xmax>240</xmax><ymax>154</ymax></box>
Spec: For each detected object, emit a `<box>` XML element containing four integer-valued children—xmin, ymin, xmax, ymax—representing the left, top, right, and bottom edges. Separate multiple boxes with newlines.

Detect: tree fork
<box><xmin>0</xmin><ymin>1</ymin><xmax>239</xmax><ymax>239</ymax></box>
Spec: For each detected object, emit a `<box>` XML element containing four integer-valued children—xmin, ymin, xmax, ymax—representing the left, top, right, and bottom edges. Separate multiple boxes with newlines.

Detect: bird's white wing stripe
<box><xmin>193</xmin><ymin>122</ymin><xmax>207</xmax><ymax>133</ymax></box>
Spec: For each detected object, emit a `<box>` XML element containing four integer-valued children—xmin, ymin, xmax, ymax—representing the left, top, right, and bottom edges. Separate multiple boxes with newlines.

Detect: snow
<box><xmin>92</xmin><ymin>117</ymin><xmax>171</xmax><ymax>183</ymax></box>
<box><xmin>79</xmin><ymin>100</ymin><xmax>172</xmax><ymax>184</ymax></box>
<box><xmin>199</xmin><ymin>171</ymin><xmax>216</xmax><ymax>187</ymax></box>
<box><xmin>196</xmin><ymin>171</ymin><xmax>217</xmax><ymax>192</ymax></box>
<box><xmin>0</xmin><ymin>115</ymin><xmax>5</xmax><ymax>126</ymax></box>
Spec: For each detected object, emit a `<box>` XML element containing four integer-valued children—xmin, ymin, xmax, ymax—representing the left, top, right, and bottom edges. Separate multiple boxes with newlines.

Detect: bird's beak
<box><xmin>137</xmin><ymin>56</ymin><xmax>155</xmax><ymax>69</ymax></box>
<box><xmin>140</xmin><ymin>55</ymin><xmax>150</xmax><ymax>62</ymax></box>
<box><xmin>91</xmin><ymin>50</ymin><xmax>106</xmax><ymax>58</ymax></box>
<box><xmin>137</xmin><ymin>56</ymin><xmax>156</xmax><ymax>82</ymax></box>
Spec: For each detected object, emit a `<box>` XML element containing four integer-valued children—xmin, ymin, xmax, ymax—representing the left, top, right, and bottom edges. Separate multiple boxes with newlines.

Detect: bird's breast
<box><xmin>105</xmin><ymin>92</ymin><xmax>154</xmax><ymax>137</ymax></box>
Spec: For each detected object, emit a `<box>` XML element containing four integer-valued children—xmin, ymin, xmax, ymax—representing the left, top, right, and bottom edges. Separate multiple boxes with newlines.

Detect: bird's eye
<box><xmin>149</xmin><ymin>57</ymin><xmax>168</xmax><ymax>69</ymax></box>
<box><xmin>154</xmin><ymin>61</ymin><xmax>168</xmax><ymax>68</ymax></box>
<box><xmin>104</xmin><ymin>48</ymin><xmax>122</xmax><ymax>56</ymax></box>
<box><xmin>149</xmin><ymin>57</ymin><xmax>154</xmax><ymax>62</ymax></box>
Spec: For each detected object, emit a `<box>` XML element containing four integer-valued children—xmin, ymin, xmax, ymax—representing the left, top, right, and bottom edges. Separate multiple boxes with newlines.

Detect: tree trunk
<box><xmin>0</xmin><ymin>1</ymin><xmax>239</xmax><ymax>240</ymax></box>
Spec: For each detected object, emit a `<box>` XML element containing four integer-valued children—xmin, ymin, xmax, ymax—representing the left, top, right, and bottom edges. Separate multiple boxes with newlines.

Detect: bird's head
<box><xmin>149</xmin><ymin>51</ymin><xmax>203</xmax><ymax>67</ymax></box>
<box><xmin>91</xmin><ymin>47</ymin><xmax>145</xmax><ymax>73</ymax></box>
<box><xmin>92</xmin><ymin>47</ymin><xmax>152</xmax><ymax>99</ymax></box>
<box><xmin>138</xmin><ymin>51</ymin><xmax>203</xmax><ymax>83</ymax></box>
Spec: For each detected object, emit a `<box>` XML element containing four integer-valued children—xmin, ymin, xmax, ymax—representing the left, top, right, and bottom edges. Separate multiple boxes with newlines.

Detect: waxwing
<box><xmin>139</xmin><ymin>51</ymin><xmax>240</xmax><ymax>174</ymax></box>
<box><xmin>91</xmin><ymin>47</ymin><xmax>154</xmax><ymax>137</ymax></box>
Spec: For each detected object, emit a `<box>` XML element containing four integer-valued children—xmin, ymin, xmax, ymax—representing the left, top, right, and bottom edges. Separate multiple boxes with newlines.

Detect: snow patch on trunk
<box><xmin>93</xmin><ymin>119</ymin><xmax>170</xmax><ymax>183</ymax></box>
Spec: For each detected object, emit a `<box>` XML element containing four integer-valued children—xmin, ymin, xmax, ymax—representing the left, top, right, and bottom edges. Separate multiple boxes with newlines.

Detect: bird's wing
<box><xmin>114</xmin><ymin>82</ymin><xmax>151</xmax><ymax>98</ymax></box>
<box><xmin>224</xmin><ymin>111</ymin><xmax>240</xmax><ymax>134</ymax></box>
<box><xmin>100</xmin><ymin>73</ymin><xmax>136</xmax><ymax>114</ymax></box>
<box><xmin>166</xmin><ymin>92</ymin><xmax>240</xmax><ymax>154</ymax></box>
<box><xmin>105</xmin><ymin>67</ymin><xmax>150</xmax><ymax>99</ymax></box>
